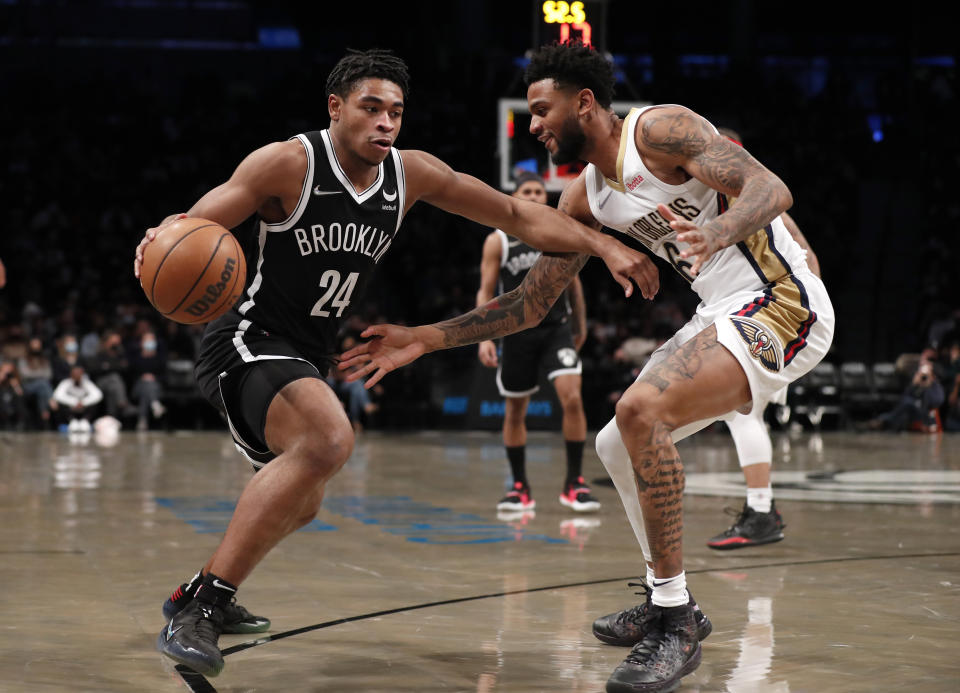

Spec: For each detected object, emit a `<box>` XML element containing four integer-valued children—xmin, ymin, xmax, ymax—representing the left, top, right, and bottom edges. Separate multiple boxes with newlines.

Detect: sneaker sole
<box><xmin>221</xmin><ymin>618</ymin><xmax>271</xmax><ymax>634</ymax></box>
<box><xmin>593</xmin><ymin>615</ymin><xmax>713</xmax><ymax>646</ymax></box>
<box><xmin>496</xmin><ymin>501</ymin><xmax>536</xmax><ymax>511</ymax></box>
<box><xmin>605</xmin><ymin>642</ymin><xmax>702</xmax><ymax>693</ymax></box>
<box><xmin>156</xmin><ymin>627</ymin><xmax>224</xmax><ymax>677</ymax></box>
<box><xmin>163</xmin><ymin>598</ymin><xmax>271</xmax><ymax>634</ymax></box>
<box><xmin>707</xmin><ymin>533</ymin><xmax>785</xmax><ymax>550</ymax></box>
<box><xmin>558</xmin><ymin>496</ymin><xmax>600</xmax><ymax>512</ymax></box>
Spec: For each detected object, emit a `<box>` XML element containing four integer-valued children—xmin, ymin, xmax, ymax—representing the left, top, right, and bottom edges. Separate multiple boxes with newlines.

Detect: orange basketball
<box><xmin>139</xmin><ymin>217</ymin><xmax>247</xmax><ymax>324</ymax></box>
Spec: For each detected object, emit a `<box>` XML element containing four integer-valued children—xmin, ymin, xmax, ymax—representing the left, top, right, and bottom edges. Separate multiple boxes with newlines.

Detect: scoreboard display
<box><xmin>532</xmin><ymin>0</ymin><xmax>609</xmax><ymax>51</ymax></box>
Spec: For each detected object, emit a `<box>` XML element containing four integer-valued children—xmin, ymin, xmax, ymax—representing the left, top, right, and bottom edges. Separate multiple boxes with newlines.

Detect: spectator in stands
<box><xmin>17</xmin><ymin>337</ymin><xmax>55</xmax><ymax>429</ymax></box>
<box><xmin>51</xmin><ymin>333</ymin><xmax>84</xmax><ymax>384</ymax></box>
<box><xmin>51</xmin><ymin>364</ymin><xmax>103</xmax><ymax>433</ymax></box>
<box><xmin>88</xmin><ymin>329</ymin><xmax>133</xmax><ymax>421</ymax></box>
<box><xmin>941</xmin><ymin>337</ymin><xmax>960</xmax><ymax>432</ymax></box>
<box><xmin>128</xmin><ymin>329</ymin><xmax>166</xmax><ymax>431</ymax></box>
<box><xmin>866</xmin><ymin>356</ymin><xmax>944</xmax><ymax>432</ymax></box>
<box><xmin>0</xmin><ymin>361</ymin><xmax>27</xmax><ymax>430</ymax></box>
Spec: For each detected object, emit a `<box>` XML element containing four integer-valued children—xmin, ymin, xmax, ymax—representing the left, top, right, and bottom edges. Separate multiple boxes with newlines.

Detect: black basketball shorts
<box><xmin>195</xmin><ymin>310</ymin><xmax>331</xmax><ymax>469</ymax></box>
<box><xmin>496</xmin><ymin>321</ymin><xmax>582</xmax><ymax>398</ymax></box>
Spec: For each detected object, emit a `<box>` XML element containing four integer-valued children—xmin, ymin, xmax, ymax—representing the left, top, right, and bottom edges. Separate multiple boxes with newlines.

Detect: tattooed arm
<box><xmin>636</xmin><ymin>106</ymin><xmax>792</xmax><ymax>275</ymax></box>
<box><xmin>338</xmin><ymin>252</ymin><xmax>590</xmax><ymax>388</ymax></box>
<box><xmin>338</xmin><ymin>175</ymin><xmax>657</xmax><ymax>387</ymax></box>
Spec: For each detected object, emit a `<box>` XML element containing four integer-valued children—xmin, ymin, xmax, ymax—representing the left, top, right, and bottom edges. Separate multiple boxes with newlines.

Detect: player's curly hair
<box><xmin>325</xmin><ymin>48</ymin><xmax>411</xmax><ymax>101</ymax></box>
<box><xmin>524</xmin><ymin>40</ymin><xmax>615</xmax><ymax>109</ymax></box>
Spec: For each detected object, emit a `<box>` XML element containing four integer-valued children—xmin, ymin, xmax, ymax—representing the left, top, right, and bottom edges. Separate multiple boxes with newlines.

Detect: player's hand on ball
<box><xmin>134</xmin><ymin>213</ymin><xmax>187</xmax><ymax>279</ymax></box>
<box><xmin>338</xmin><ymin>324</ymin><xmax>430</xmax><ymax>388</ymax></box>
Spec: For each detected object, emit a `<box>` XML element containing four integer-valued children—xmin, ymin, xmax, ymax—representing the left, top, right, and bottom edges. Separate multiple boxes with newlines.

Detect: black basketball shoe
<box><xmin>163</xmin><ymin>582</ymin><xmax>271</xmax><ymax>634</ymax></box>
<box><xmin>593</xmin><ymin>581</ymin><xmax>712</xmax><ymax>646</ymax></box>
<box><xmin>157</xmin><ymin>599</ymin><xmax>225</xmax><ymax>677</ymax></box>
<box><xmin>605</xmin><ymin>603</ymin><xmax>702</xmax><ymax>693</ymax></box>
<box><xmin>707</xmin><ymin>501</ymin><xmax>786</xmax><ymax>550</ymax></box>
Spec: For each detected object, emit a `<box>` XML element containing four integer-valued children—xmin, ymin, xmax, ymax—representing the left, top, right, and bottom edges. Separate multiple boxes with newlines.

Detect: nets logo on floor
<box><xmin>684</xmin><ymin>469</ymin><xmax>960</xmax><ymax>504</ymax></box>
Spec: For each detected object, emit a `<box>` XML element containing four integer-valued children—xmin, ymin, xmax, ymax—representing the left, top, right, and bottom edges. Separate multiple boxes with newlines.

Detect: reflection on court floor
<box><xmin>0</xmin><ymin>429</ymin><xmax>957</xmax><ymax>692</ymax></box>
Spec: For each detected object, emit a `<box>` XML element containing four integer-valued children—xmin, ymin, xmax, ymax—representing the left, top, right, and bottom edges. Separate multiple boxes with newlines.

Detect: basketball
<box><xmin>139</xmin><ymin>217</ymin><xmax>247</xmax><ymax>324</ymax></box>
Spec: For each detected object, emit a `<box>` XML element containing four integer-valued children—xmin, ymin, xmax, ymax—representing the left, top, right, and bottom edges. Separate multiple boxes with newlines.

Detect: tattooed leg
<box><xmin>614</xmin><ymin>324</ymin><xmax>750</xmax><ymax>578</ymax></box>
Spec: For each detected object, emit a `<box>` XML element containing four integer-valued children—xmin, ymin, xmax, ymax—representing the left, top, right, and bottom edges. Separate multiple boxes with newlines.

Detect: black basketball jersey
<box><xmin>495</xmin><ymin>229</ymin><xmax>570</xmax><ymax>326</ymax></box>
<box><xmin>235</xmin><ymin>130</ymin><xmax>405</xmax><ymax>360</ymax></box>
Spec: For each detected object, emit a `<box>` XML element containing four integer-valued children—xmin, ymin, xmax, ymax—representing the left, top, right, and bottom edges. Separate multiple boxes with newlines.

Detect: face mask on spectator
<box><xmin>65</xmin><ymin>342</ymin><xmax>78</xmax><ymax>354</ymax></box>
<box><xmin>143</xmin><ymin>339</ymin><xmax>157</xmax><ymax>351</ymax></box>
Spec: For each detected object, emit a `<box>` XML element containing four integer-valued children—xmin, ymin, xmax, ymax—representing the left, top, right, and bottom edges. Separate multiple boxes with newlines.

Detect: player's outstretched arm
<box><xmin>637</xmin><ymin>106</ymin><xmax>792</xmax><ymax>275</ymax></box>
<box><xmin>400</xmin><ymin>149</ymin><xmax>656</xmax><ymax>298</ymax></box>
<box><xmin>339</xmin><ymin>252</ymin><xmax>590</xmax><ymax>388</ymax></box>
<box><xmin>133</xmin><ymin>140</ymin><xmax>304</xmax><ymax>278</ymax></box>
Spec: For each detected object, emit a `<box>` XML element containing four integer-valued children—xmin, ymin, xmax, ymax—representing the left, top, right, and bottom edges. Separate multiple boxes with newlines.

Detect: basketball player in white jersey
<box><xmin>706</xmin><ymin>127</ymin><xmax>822</xmax><ymax>550</ymax></box>
<box><xmin>338</xmin><ymin>41</ymin><xmax>835</xmax><ymax>692</ymax></box>
<box><xmin>132</xmin><ymin>48</ymin><xmax>657</xmax><ymax>678</ymax></box>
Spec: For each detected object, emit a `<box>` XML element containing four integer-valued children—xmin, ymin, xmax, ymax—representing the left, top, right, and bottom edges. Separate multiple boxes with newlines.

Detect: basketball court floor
<box><xmin>1</xmin><ymin>426</ymin><xmax>957</xmax><ymax>692</ymax></box>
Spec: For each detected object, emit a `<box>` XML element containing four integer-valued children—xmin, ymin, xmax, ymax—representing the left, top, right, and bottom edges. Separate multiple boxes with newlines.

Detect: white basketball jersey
<box><xmin>584</xmin><ymin>106</ymin><xmax>809</xmax><ymax>306</ymax></box>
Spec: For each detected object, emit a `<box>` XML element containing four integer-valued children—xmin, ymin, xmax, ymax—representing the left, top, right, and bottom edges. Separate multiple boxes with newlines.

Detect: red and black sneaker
<box><xmin>559</xmin><ymin>476</ymin><xmax>601</xmax><ymax>512</ymax></box>
<box><xmin>496</xmin><ymin>481</ymin><xmax>535</xmax><ymax>511</ymax></box>
<box><xmin>707</xmin><ymin>501</ymin><xmax>786</xmax><ymax>550</ymax></box>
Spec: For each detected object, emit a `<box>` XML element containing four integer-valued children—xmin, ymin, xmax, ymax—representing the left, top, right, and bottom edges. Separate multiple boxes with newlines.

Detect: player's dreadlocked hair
<box><xmin>524</xmin><ymin>40</ymin><xmax>615</xmax><ymax>109</ymax></box>
<box><xmin>325</xmin><ymin>48</ymin><xmax>411</xmax><ymax>101</ymax></box>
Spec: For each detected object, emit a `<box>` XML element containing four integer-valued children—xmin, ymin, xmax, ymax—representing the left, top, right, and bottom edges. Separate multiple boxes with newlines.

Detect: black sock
<box><xmin>506</xmin><ymin>446</ymin><xmax>527</xmax><ymax>487</ymax></box>
<box><xmin>194</xmin><ymin>572</ymin><xmax>238</xmax><ymax>609</ymax></box>
<box><xmin>185</xmin><ymin>568</ymin><xmax>204</xmax><ymax>595</ymax></box>
<box><xmin>564</xmin><ymin>440</ymin><xmax>585</xmax><ymax>485</ymax></box>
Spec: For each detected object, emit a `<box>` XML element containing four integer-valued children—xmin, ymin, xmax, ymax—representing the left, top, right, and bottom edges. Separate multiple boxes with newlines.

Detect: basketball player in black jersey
<box><xmin>133</xmin><ymin>49</ymin><xmax>657</xmax><ymax>677</ymax></box>
<box><xmin>478</xmin><ymin>171</ymin><xmax>600</xmax><ymax>515</ymax></box>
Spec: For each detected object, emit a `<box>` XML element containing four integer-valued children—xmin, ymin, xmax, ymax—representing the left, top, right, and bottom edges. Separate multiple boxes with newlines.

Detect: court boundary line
<box><xmin>172</xmin><ymin>550</ymin><xmax>960</xmax><ymax>692</ymax></box>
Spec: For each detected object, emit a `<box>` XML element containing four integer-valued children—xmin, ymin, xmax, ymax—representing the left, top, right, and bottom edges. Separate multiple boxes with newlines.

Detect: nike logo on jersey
<box><xmin>313</xmin><ymin>186</ymin><xmax>343</xmax><ymax>196</ymax></box>
<box><xmin>383</xmin><ymin>188</ymin><xmax>397</xmax><ymax>201</ymax></box>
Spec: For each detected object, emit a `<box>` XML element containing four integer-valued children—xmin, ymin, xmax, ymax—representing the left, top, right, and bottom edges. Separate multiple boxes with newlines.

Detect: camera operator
<box><xmin>867</xmin><ymin>357</ymin><xmax>944</xmax><ymax>432</ymax></box>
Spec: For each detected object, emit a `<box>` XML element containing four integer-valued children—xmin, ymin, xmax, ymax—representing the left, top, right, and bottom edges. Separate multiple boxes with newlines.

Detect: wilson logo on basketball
<box><xmin>185</xmin><ymin>257</ymin><xmax>238</xmax><ymax>318</ymax></box>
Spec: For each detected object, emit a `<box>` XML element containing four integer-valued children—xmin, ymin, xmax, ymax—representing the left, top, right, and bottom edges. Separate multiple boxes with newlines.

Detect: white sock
<box><xmin>651</xmin><ymin>572</ymin><xmax>688</xmax><ymax>608</ymax></box>
<box><xmin>747</xmin><ymin>486</ymin><xmax>773</xmax><ymax>513</ymax></box>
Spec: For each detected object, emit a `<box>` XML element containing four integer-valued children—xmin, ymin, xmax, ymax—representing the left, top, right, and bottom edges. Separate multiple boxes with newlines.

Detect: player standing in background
<box><xmin>338</xmin><ymin>41</ymin><xmax>835</xmax><ymax>692</ymax></box>
<box><xmin>477</xmin><ymin>170</ymin><xmax>600</xmax><ymax>515</ymax></box>
<box><xmin>133</xmin><ymin>48</ymin><xmax>656</xmax><ymax>678</ymax></box>
<box><xmin>707</xmin><ymin>126</ymin><xmax>822</xmax><ymax>550</ymax></box>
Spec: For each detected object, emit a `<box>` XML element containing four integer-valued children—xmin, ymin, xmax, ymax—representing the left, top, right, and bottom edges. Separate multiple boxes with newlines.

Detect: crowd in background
<box><xmin>1</xmin><ymin>29</ymin><xmax>957</xmax><ymax>433</ymax></box>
